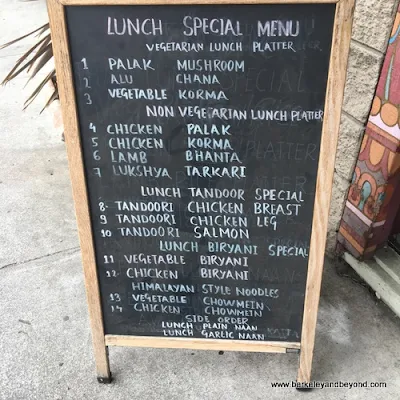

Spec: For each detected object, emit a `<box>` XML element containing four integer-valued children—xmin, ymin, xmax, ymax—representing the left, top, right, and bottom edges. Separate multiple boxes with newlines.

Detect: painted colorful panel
<box><xmin>337</xmin><ymin>5</ymin><xmax>400</xmax><ymax>259</ymax></box>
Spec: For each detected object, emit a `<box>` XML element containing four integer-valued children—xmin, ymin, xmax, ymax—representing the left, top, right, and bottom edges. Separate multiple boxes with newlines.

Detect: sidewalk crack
<box><xmin>0</xmin><ymin>246</ymin><xmax>81</xmax><ymax>271</ymax></box>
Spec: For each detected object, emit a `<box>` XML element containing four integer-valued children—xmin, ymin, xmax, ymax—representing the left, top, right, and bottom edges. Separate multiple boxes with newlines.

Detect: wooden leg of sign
<box><xmin>47</xmin><ymin>0</ymin><xmax>113</xmax><ymax>384</ymax></box>
<box><xmin>95</xmin><ymin>346</ymin><xmax>112</xmax><ymax>384</ymax></box>
<box><xmin>297</xmin><ymin>0</ymin><xmax>355</xmax><ymax>385</ymax></box>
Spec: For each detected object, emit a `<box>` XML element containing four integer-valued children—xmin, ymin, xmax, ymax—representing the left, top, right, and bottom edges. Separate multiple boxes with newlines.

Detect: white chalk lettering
<box><xmin>107</xmin><ymin>17</ymin><xmax>163</xmax><ymax>36</ymax></box>
<box><xmin>107</xmin><ymin>124</ymin><xmax>162</xmax><ymax>135</ymax></box>
<box><xmin>178</xmin><ymin>89</ymin><xmax>228</xmax><ymax>101</ymax></box>
<box><xmin>113</xmin><ymin>166</ymin><xmax>171</xmax><ymax>178</ymax></box>
<box><xmin>200</xmin><ymin>256</ymin><xmax>248</xmax><ymax>267</ymax></box>
<box><xmin>185</xmin><ymin>165</ymin><xmax>246</xmax><ymax>178</ymax></box>
<box><xmin>146</xmin><ymin>42</ymin><xmax>204</xmax><ymax>52</ymax></box>
<box><xmin>268</xmin><ymin>245</ymin><xmax>309</xmax><ymax>257</ymax></box>
<box><xmin>108</xmin><ymin>58</ymin><xmax>155</xmax><ymax>70</ymax></box>
<box><xmin>159</xmin><ymin>241</ymin><xmax>199</xmax><ymax>252</ymax></box>
<box><xmin>133</xmin><ymin>283</ymin><xmax>195</xmax><ymax>293</ymax></box>
<box><xmin>194</xmin><ymin>226</ymin><xmax>249</xmax><ymax>240</ymax></box>
<box><xmin>200</xmin><ymin>268</ymin><xmax>249</xmax><ymax>281</ymax></box>
<box><xmin>124</xmin><ymin>253</ymin><xmax>185</xmax><ymax>265</ymax></box>
<box><xmin>140</xmin><ymin>186</ymin><xmax>181</xmax><ymax>198</ymax></box>
<box><xmin>126</xmin><ymin>268</ymin><xmax>178</xmax><ymax>279</ymax></box>
<box><xmin>177</xmin><ymin>59</ymin><xmax>244</xmax><ymax>72</ymax></box>
<box><xmin>118</xmin><ymin>226</ymin><xmax>179</xmax><ymax>237</ymax></box>
<box><xmin>176</xmin><ymin>73</ymin><xmax>220</xmax><ymax>85</ymax></box>
<box><xmin>257</xmin><ymin>20</ymin><xmax>300</xmax><ymax>37</ymax></box>
<box><xmin>182</xmin><ymin>17</ymin><xmax>242</xmax><ymax>37</ymax></box>
<box><xmin>188</xmin><ymin>187</ymin><xmax>244</xmax><ymax>200</ymax></box>
<box><xmin>108</xmin><ymin>88</ymin><xmax>167</xmax><ymax>100</ymax></box>
<box><xmin>208</xmin><ymin>242</ymin><xmax>258</xmax><ymax>255</ymax></box>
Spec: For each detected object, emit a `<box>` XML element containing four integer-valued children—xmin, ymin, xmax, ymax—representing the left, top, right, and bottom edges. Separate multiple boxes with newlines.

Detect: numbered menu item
<box><xmin>66</xmin><ymin>4</ymin><xmax>334</xmax><ymax>341</ymax></box>
<box><xmin>49</xmin><ymin>0</ymin><xmax>354</xmax><ymax>383</ymax></box>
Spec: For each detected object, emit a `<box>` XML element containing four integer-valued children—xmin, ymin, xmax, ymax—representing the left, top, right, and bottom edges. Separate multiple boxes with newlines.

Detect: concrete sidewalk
<box><xmin>1</xmin><ymin>1</ymin><xmax>400</xmax><ymax>399</ymax></box>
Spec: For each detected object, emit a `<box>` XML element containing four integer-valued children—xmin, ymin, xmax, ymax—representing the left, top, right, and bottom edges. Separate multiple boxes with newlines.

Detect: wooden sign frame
<box><xmin>47</xmin><ymin>0</ymin><xmax>355</xmax><ymax>383</ymax></box>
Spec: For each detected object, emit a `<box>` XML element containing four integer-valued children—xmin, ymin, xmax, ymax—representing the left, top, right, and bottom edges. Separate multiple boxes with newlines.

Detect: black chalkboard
<box><xmin>65</xmin><ymin>4</ymin><xmax>335</xmax><ymax>342</ymax></box>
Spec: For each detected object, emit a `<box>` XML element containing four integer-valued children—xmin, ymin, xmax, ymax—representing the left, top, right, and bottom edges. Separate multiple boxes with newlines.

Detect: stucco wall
<box><xmin>327</xmin><ymin>0</ymin><xmax>400</xmax><ymax>255</ymax></box>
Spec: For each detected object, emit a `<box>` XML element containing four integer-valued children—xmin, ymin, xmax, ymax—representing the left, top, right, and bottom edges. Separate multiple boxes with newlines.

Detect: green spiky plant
<box><xmin>1</xmin><ymin>23</ymin><xmax>58</xmax><ymax>112</ymax></box>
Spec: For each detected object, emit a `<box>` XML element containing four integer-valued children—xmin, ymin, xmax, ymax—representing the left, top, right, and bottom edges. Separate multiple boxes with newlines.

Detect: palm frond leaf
<box><xmin>1</xmin><ymin>23</ymin><xmax>57</xmax><ymax>112</ymax></box>
<box><xmin>27</xmin><ymin>34</ymin><xmax>52</xmax><ymax>73</ymax></box>
<box><xmin>40</xmin><ymin>87</ymin><xmax>58</xmax><ymax>114</ymax></box>
<box><xmin>1</xmin><ymin>36</ymin><xmax>51</xmax><ymax>84</ymax></box>
<box><xmin>23</xmin><ymin>69</ymin><xmax>56</xmax><ymax>110</ymax></box>
<box><xmin>36</xmin><ymin>23</ymin><xmax>50</xmax><ymax>37</ymax></box>
<box><xmin>0</xmin><ymin>23</ymin><xmax>49</xmax><ymax>50</ymax></box>
<box><xmin>26</xmin><ymin>44</ymin><xmax>53</xmax><ymax>84</ymax></box>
